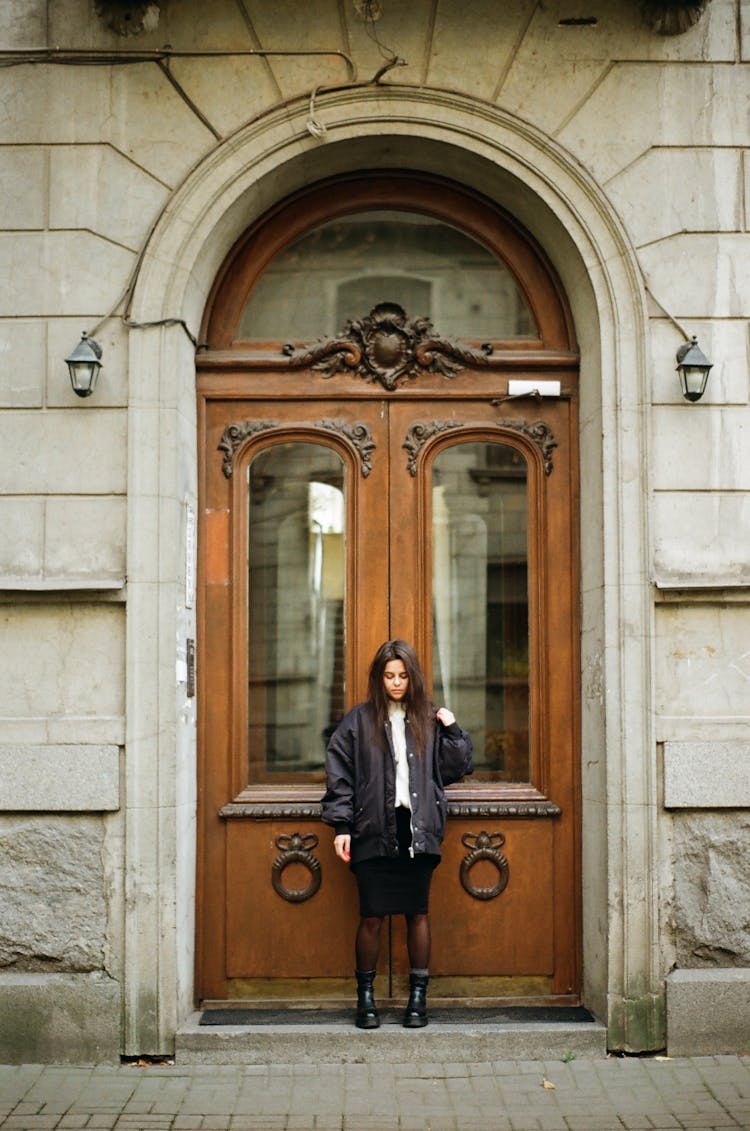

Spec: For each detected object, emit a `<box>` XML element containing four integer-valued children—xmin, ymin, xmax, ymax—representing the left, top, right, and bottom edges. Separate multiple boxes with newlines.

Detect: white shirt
<box><xmin>388</xmin><ymin>702</ymin><xmax>411</xmax><ymax>811</ymax></box>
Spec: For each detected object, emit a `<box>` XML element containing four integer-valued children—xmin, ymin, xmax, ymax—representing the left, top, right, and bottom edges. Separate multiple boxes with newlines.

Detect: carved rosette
<box><xmin>283</xmin><ymin>303</ymin><xmax>493</xmax><ymax>390</ymax></box>
<box><xmin>218</xmin><ymin>418</ymin><xmax>375</xmax><ymax>479</ymax></box>
<box><xmin>271</xmin><ymin>832</ymin><xmax>322</xmax><ymax>904</ymax></box>
<box><xmin>459</xmin><ymin>831</ymin><xmax>510</xmax><ymax>901</ymax></box>
<box><xmin>495</xmin><ymin>419</ymin><xmax>557</xmax><ymax>476</ymax></box>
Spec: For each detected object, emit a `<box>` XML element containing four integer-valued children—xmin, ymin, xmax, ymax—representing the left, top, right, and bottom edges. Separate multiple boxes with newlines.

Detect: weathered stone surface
<box><xmin>49</xmin><ymin>147</ymin><xmax>169</xmax><ymax>252</ymax></box>
<box><xmin>0</xmin><ymin>496</ymin><xmax>125</xmax><ymax>584</ymax></box>
<box><xmin>655</xmin><ymin>604</ymin><xmax>750</xmax><ymax>719</ymax></box>
<box><xmin>0</xmin><ymin>816</ymin><xmax>108</xmax><ymax>971</ymax></box>
<box><xmin>0</xmin><ymin>746</ymin><xmax>120</xmax><ymax>811</ymax></box>
<box><xmin>0</xmin><ymin>148</ymin><xmax>46</xmax><ymax>230</ymax></box>
<box><xmin>0</xmin><ymin>231</ymin><xmax>135</xmax><ymax>318</ymax></box>
<box><xmin>0</xmin><ymin>66</ymin><xmax>214</xmax><ymax>185</ymax></box>
<box><xmin>639</xmin><ymin>234</ymin><xmax>750</xmax><ymax>320</ymax></box>
<box><xmin>670</xmin><ymin>812</ymin><xmax>750</xmax><ymax>966</ymax></box>
<box><xmin>44</xmin><ymin>496</ymin><xmax>126</xmax><ymax>582</ymax></box>
<box><xmin>558</xmin><ymin>64</ymin><xmax>750</xmax><ymax>182</ymax></box>
<box><xmin>664</xmin><ymin>741</ymin><xmax>750</xmax><ymax>807</ymax></box>
<box><xmin>651</xmin><ymin>407</ymin><xmax>750</xmax><ymax>491</ymax></box>
<box><xmin>0</xmin><ymin>321</ymin><xmax>45</xmax><ymax>408</ymax></box>
<box><xmin>667</xmin><ymin>968</ymin><xmax>750</xmax><ymax>1056</ymax></box>
<box><xmin>653</xmin><ymin>492</ymin><xmax>750</xmax><ymax>586</ymax></box>
<box><xmin>0</xmin><ymin>972</ymin><xmax>120</xmax><ymax>1064</ymax></box>
<box><xmin>0</xmin><ymin>1</ymin><xmax>47</xmax><ymax>48</ymax></box>
<box><xmin>0</xmin><ymin>410</ymin><xmax>126</xmax><ymax>495</ymax></box>
<box><xmin>0</xmin><ymin>498</ymin><xmax>44</xmax><ymax>579</ymax></box>
<box><xmin>0</xmin><ymin>603</ymin><xmax>125</xmax><ymax>719</ymax></box>
<box><xmin>608</xmin><ymin>149</ymin><xmax>742</xmax><ymax>247</ymax></box>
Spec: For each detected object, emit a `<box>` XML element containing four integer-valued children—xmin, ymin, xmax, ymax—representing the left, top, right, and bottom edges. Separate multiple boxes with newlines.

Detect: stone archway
<box><xmin>126</xmin><ymin>85</ymin><xmax>656</xmax><ymax>1054</ymax></box>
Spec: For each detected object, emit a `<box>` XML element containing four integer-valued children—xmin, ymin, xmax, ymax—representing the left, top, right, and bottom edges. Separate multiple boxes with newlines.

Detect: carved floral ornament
<box><xmin>282</xmin><ymin>303</ymin><xmax>493</xmax><ymax>391</ymax></box>
<box><xmin>403</xmin><ymin>419</ymin><xmax>557</xmax><ymax>477</ymax></box>
<box><xmin>218</xmin><ymin>418</ymin><xmax>375</xmax><ymax>479</ymax></box>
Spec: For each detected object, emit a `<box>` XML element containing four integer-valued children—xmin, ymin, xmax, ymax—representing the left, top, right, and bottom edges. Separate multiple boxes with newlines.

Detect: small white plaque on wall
<box><xmin>663</xmin><ymin>741</ymin><xmax>750</xmax><ymax>808</ymax></box>
<box><xmin>507</xmin><ymin>379</ymin><xmax>561</xmax><ymax>397</ymax></box>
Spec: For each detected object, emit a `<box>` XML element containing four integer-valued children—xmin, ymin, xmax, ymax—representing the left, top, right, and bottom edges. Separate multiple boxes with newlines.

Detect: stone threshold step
<box><xmin>176</xmin><ymin>1012</ymin><xmax>608</xmax><ymax>1064</ymax></box>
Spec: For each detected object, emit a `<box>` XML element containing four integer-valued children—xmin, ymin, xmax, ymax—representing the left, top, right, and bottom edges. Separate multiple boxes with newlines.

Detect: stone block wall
<box><xmin>0</xmin><ymin>0</ymin><xmax>748</xmax><ymax>1059</ymax></box>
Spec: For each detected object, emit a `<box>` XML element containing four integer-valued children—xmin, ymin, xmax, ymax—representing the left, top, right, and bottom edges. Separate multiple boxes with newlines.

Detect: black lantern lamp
<box><xmin>65</xmin><ymin>332</ymin><xmax>103</xmax><ymax>397</ymax></box>
<box><xmin>675</xmin><ymin>336</ymin><xmax>712</xmax><ymax>402</ymax></box>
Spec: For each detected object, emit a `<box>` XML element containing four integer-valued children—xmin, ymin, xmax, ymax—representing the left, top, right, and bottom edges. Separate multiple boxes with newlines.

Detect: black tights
<box><xmin>355</xmin><ymin>913</ymin><xmax>431</xmax><ymax>972</ymax></box>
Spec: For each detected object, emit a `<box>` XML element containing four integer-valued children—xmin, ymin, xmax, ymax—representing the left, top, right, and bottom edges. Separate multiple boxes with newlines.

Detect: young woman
<box><xmin>322</xmin><ymin>639</ymin><xmax>473</xmax><ymax>1029</ymax></box>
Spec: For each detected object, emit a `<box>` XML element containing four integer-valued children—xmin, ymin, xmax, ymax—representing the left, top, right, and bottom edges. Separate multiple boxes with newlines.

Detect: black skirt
<box><xmin>353</xmin><ymin>807</ymin><xmax>440</xmax><ymax>917</ymax></box>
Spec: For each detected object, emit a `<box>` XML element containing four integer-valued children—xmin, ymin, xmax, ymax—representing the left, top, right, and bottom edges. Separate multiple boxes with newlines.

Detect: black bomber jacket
<box><xmin>321</xmin><ymin>702</ymin><xmax>473</xmax><ymax>865</ymax></box>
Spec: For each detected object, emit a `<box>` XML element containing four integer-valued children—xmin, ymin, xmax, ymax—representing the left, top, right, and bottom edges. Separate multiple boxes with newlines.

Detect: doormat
<box><xmin>200</xmin><ymin>1006</ymin><xmax>594</xmax><ymax>1026</ymax></box>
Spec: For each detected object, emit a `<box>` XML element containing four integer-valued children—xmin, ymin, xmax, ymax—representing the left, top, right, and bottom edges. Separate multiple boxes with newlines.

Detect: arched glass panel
<box><xmin>247</xmin><ymin>442</ymin><xmax>345</xmax><ymax>782</ymax></box>
<box><xmin>432</xmin><ymin>441</ymin><xmax>529</xmax><ymax>782</ymax></box>
<box><xmin>238</xmin><ymin>211</ymin><xmax>536</xmax><ymax>342</ymax></box>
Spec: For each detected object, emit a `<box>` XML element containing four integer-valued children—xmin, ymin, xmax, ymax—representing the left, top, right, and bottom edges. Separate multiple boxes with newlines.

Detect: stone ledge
<box><xmin>0</xmin><ymin>745</ymin><xmax>120</xmax><ymax>810</ymax></box>
<box><xmin>0</xmin><ymin>973</ymin><xmax>120</xmax><ymax>1064</ymax></box>
<box><xmin>666</xmin><ymin>968</ymin><xmax>750</xmax><ymax>1056</ymax></box>
<box><xmin>176</xmin><ymin>1012</ymin><xmax>607</xmax><ymax>1064</ymax></box>
<box><xmin>664</xmin><ymin>741</ymin><xmax>750</xmax><ymax>808</ymax></box>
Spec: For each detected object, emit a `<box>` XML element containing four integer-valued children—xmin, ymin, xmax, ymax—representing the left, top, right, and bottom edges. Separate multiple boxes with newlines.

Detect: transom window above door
<box><xmin>237</xmin><ymin>211</ymin><xmax>536</xmax><ymax>343</ymax></box>
<box><xmin>203</xmin><ymin>175</ymin><xmax>574</xmax><ymax>353</ymax></box>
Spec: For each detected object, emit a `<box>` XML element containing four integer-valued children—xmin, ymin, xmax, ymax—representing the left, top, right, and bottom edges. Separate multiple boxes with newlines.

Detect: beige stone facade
<box><xmin>0</xmin><ymin>0</ymin><xmax>748</xmax><ymax>1061</ymax></box>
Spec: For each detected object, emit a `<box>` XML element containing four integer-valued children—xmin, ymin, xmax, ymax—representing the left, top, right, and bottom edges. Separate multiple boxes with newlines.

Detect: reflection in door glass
<box><xmin>238</xmin><ymin>211</ymin><xmax>536</xmax><ymax>342</ymax></box>
<box><xmin>432</xmin><ymin>442</ymin><xmax>529</xmax><ymax>781</ymax></box>
<box><xmin>247</xmin><ymin>443</ymin><xmax>345</xmax><ymax>781</ymax></box>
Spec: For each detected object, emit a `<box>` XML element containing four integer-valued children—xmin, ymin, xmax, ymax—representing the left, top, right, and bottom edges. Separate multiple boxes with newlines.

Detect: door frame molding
<box><xmin>126</xmin><ymin>85</ymin><xmax>657</xmax><ymax>1053</ymax></box>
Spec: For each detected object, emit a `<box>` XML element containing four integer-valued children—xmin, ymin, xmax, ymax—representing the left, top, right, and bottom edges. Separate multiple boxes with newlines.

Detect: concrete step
<box><xmin>176</xmin><ymin>1010</ymin><xmax>608</xmax><ymax>1064</ymax></box>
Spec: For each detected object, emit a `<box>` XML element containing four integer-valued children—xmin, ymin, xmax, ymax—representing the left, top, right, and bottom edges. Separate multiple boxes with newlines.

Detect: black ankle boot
<box><xmin>355</xmin><ymin>969</ymin><xmax>380</xmax><ymax>1029</ymax></box>
<box><xmin>403</xmin><ymin>973</ymin><xmax>429</xmax><ymax>1028</ymax></box>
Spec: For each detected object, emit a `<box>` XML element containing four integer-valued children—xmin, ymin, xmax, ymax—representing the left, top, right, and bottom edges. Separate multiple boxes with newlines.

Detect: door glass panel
<box><xmin>247</xmin><ymin>442</ymin><xmax>345</xmax><ymax>783</ymax></box>
<box><xmin>432</xmin><ymin>441</ymin><xmax>529</xmax><ymax>782</ymax></box>
<box><xmin>238</xmin><ymin>210</ymin><xmax>536</xmax><ymax>342</ymax></box>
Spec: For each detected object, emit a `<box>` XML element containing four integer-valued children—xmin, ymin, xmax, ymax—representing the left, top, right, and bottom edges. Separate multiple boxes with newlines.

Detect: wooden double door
<box><xmin>196</xmin><ymin>176</ymin><xmax>581</xmax><ymax>1005</ymax></box>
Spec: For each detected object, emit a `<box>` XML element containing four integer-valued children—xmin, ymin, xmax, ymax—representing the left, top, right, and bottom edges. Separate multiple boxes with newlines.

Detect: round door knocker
<box><xmin>271</xmin><ymin>832</ymin><xmax>322</xmax><ymax>903</ymax></box>
<box><xmin>459</xmin><ymin>830</ymin><xmax>509</xmax><ymax>901</ymax></box>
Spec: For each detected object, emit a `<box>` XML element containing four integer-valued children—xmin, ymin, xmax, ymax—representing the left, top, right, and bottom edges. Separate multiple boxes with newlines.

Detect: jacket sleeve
<box><xmin>321</xmin><ymin>715</ymin><xmax>356</xmax><ymax>833</ymax></box>
<box><xmin>436</xmin><ymin>720</ymin><xmax>473</xmax><ymax>786</ymax></box>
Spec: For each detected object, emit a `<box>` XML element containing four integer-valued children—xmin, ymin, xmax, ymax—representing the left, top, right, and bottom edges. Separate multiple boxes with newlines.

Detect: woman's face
<box><xmin>383</xmin><ymin>659</ymin><xmax>409</xmax><ymax>702</ymax></box>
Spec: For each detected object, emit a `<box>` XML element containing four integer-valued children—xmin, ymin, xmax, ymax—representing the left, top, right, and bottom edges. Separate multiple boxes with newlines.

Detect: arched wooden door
<box><xmin>197</xmin><ymin>175</ymin><xmax>581</xmax><ymax>1005</ymax></box>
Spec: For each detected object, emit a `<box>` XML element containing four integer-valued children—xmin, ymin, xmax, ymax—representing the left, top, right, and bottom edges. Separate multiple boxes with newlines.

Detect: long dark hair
<box><xmin>367</xmin><ymin>639</ymin><xmax>434</xmax><ymax>756</ymax></box>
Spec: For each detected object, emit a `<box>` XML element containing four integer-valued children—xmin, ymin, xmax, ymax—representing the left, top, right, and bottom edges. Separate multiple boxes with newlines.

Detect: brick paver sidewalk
<box><xmin>0</xmin><ymin>1055</ymin><xmax>749</xmax><ymax>1130</ymax></box>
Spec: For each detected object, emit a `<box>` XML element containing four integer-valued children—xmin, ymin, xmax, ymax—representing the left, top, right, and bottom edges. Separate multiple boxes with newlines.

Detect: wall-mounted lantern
<box><xmin>65</xmin><ymin>332</ymin><xmax>103</xmax><ymax>398</ymax></box>
<box><xmin>675</xmin><ymin>336</ymin><xmax>712</xmax><ymax>402</ymax></box>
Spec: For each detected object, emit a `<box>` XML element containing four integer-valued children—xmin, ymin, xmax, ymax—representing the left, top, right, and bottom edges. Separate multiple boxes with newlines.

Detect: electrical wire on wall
<box><xmin>0</xmin><ymin>7</ymin><xmax>410</xmax><ymax>350</ymax></box>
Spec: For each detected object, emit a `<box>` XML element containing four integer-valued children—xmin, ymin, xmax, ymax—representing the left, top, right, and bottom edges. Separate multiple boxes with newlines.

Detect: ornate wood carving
<box><xmin>282</xmin><ymin>303</ymin><xmax>493</xmax><ymax>390</ymax></box>
<box><xmin>218</xmin><ymin>418</ymin><xmax>375</xmax><ymax>479</ymax></box>
<box><xmin>220</xmin><ymin>800</ymin><xmax>562</xmax><ymax>819</ymax></box>
<box><xmin>218</xmin><ymin>420</ymin><xmax>278</xmax><ymax>479</ymax></box>
<box><xmin>403</xmin><ymin>420</ymin><xmax>460</xmax><ymax>477</ymax></box>
<box><xmin>459</xmin><ymin>831</ymin><xmax>510</xmax><ymax>901</ymax></box>
<box><xmin>493</xmin><ymin>416</ymin><xmax>558</xmax><ymax>476</ymax></box>
<box><xmin>448</xmin><ymin>801</ymin><xmax>562</xmax><ymax>819</ymax></box>
<box><xmin>316</xmin><ymin>419</ymin><xmax>376</xmax><ymax>478</ymax></box>
<box><xmin>270</xmin><ymin>832</ymin><xmax>322</xmax><ymax>904</ymax></box>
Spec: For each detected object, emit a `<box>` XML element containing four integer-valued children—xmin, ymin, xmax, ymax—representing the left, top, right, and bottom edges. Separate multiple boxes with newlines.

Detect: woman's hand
<box><xmin>436</xmin><ymin>707</ymin><xmax>456</xmax><ymax>727</ymax></box>
<box><xmin>333</xmin><ymin>834</ymin><xmax>351</xmax><ymax>863</ymax></box>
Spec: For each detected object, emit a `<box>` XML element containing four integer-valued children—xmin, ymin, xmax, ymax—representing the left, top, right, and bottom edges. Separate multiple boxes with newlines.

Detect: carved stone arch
<box><xmin>128</xmin><ymin>87</ymin><xmax>655</xmax><ymax>1054</ymax></box>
